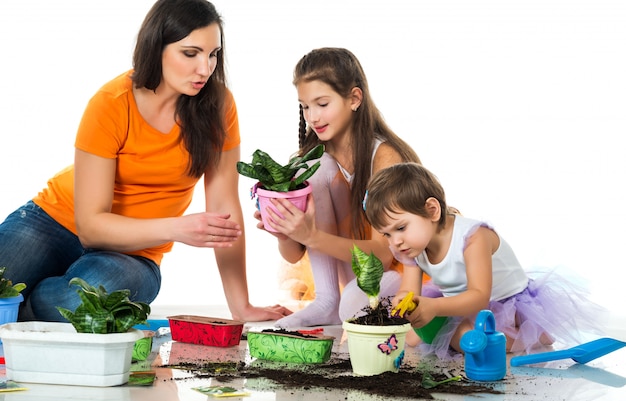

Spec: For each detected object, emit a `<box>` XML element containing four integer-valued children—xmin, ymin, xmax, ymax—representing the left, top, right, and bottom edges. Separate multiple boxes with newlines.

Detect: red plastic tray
<box><xmin>167</xmin><ymin>315</ymin><xmax>244</xmax><ymax>347</ymax></box>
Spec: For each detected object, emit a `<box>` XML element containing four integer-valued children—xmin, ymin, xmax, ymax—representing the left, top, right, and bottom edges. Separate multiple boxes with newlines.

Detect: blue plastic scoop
<box><xmin>510</xmin><ymin>337</ymin><xmax>626</xmax><ymax>367</ymax></box>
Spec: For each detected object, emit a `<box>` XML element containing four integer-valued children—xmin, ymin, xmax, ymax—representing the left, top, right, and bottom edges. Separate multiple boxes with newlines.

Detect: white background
<box><xmin>1</xmin><ymin>1</ymin><xmax>624</xmax><ymax>328</ymax></box>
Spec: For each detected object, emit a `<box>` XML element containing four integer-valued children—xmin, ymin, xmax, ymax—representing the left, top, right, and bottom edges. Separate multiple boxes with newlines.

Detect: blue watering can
<box><xmin>460</xmin><ymin>309</ymin><xmax>506</xmax><ymax>381</ymax></box>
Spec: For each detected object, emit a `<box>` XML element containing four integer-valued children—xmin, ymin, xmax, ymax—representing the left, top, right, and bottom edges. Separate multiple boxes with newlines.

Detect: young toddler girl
<box><xmin>364</xmin><ymin>162</ymin><xmax>605</xmax><ymax>358</ymax></box>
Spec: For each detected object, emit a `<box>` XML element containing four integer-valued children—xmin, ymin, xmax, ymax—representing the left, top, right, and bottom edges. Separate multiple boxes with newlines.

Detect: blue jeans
<box><xmin>0</xmin><ymin>201</ymin><xmax>161</xmax><ymax>322</ymax></box>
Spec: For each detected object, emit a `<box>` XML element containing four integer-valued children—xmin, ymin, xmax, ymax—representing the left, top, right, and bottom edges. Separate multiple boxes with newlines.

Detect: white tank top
<box><xmin>416</xmin><ymin>215</ymin><xmax>529</xmax><ymax>300</ymax></box>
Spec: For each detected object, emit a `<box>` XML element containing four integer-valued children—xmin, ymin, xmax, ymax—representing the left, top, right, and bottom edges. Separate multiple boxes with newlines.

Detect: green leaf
<box><xmin>251</xmin><ymin>165</ymin><xmax>275</xmax><ymax>185</ymax></box>
<box><xmin>299</xmin><ymin>144</ymin><xmax>325</xmax><ymax>163</ymax></box>
<box><xmin>0</xmin><ymin>266</ymin><xmax>27</xmax><ymax>298</ymax></box>
<box><xmin>76</xmin><ymin>288</ymin><xmax>103</xmax><ymax>314</ymax></box>
<box><xmin>350</xmin><ymin>245</ymin><xmax>384</xmax><ymax>308</ymax></box>
<box><xmin>71</xmin><ymin>308</ymin><xmax>112</xmax><ymax>334</ymax></box>
<box><xmin>236</xmin><ymin>161</ymin><xmax>261</xmax><ymax>180</ymax></box>
<box><xmin>292</xmin><ymin>161</ymin><xmax>321</xmax><ymax>188</ymax></box>
<box><xmin>253</xmin><ymin>150</ymin><xmax>292</xmax><ymax>183</ymax></box>
<box><xmin>103</xmin><ymin>289</ymin><xmax>132</xmax><ymax>310</ymax></box>
<box><xmin>267</xmin><ymin>181</ymin><xmax>294</xmax><ymax>192</ymax></box>
<box><xmin>56</xmin><ymin>307</ymin><xmax>75</xmax><ymax>322</ymax></box>
<box><xmin>421</xmin><ymin>372</ymin><xmax>462</xmax><ymax>389</ymax></box>
<box><xmin>11</xmin><ymin>283</ymin><xmax>26</xmax><ymax>293</ymax></box>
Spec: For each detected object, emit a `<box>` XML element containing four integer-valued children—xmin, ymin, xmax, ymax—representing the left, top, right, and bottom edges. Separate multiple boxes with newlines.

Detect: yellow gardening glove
<box><xmin>391</xmin><ymin>291</ymin><xmax>417</xmax><ymax>318</ymax></box>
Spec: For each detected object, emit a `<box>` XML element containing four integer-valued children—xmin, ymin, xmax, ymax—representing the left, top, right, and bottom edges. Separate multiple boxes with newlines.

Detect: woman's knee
<box><xmin>26</xmin><ymin>275</ymin><xmax>78</xmax><ymax>321</ymax></box>
<box><xmin>26</xmin><ymin>252</ymin><xmax>160</xmax><ymax>321</ymax></box>
<box><xmin>0</xmin><ymin>203</ymin><xmax>83</xmax><ymax>295</ymax></box>
<box><xmin>71</xmin><ymin>251</ymin><xmax>161</xmax><ymax>302</ymax></box>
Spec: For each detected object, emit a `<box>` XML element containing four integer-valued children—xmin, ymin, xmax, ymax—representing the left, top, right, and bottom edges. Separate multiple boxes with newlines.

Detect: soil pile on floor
<box><xmin>162</xmin><ymin>357</ymin><xmax>502</xmax><ymax>400</ymax></box>
<box><xmin>158</xmin><ymin>300</ymin><xmax>502</xmax><ymax>399</ymax></box>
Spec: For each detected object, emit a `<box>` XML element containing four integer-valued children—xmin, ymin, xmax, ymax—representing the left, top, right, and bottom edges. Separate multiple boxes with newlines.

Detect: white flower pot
<box><xmin>342</xmin><ymin>320</ymin><xmax>412</xmax><ymax>376</ymax></box>
<box><xmin>0</xmin><ymin>321</ymin><xmax>144</xmax><ymax>387</ymax></box>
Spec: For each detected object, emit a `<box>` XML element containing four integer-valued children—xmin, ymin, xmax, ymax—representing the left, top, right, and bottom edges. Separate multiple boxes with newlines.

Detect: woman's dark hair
<box><xmin>132</xmin><ymin>0</ymin><xmax>227</xmax><ymax>178</ymax></box>
<box><xmin>293</xmin><ymin>47</ymin><xmax>421</xmax><ymax>239</ymax></box>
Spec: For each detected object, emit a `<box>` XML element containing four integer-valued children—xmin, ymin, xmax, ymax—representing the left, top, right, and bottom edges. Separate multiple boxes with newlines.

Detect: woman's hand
<box><xmin>172</xmin><ymin>212</ymin><xmax>242</xmax><ymax>248</ymax></box>
<box><xmin>232</xmin><ymin>303</ymin><xmax>293</xmax><ymax>322</ymax></box>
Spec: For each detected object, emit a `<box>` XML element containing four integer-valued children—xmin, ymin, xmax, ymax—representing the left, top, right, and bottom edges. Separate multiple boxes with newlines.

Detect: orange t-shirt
<box><xmin>32</xmin><ymin>71</ymin><xmax>240</xmax><ymax>265</ymax></box>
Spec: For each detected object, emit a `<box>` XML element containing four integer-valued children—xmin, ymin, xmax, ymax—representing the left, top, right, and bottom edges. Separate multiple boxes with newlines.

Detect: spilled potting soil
<box><xmin>159</xmin><ymin>356</ymin><xmax>503</xmax><ymax>400</ymax></box>
<box><xmin>152</xmin><ymin>299</ymin><xmax>502</xmax><ymax>399</ymax></box>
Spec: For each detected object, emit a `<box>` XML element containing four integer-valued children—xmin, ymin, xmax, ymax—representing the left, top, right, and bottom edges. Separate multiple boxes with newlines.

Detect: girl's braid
<box><xmin>298</xmin><ymin>104</ymin><xmax>307</xmax><ymax>151</ymax></box>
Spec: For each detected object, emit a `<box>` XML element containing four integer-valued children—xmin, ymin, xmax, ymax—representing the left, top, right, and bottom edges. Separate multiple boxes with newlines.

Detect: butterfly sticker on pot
<box><xmin>378</xmin><ymin>334</ymin><xmax>399</xmax><ymax>354</ymax></box>
<box><xmin>394</xmin><ymin>350</ymin><xmax>405</xmax><ymax>369</ymax></box>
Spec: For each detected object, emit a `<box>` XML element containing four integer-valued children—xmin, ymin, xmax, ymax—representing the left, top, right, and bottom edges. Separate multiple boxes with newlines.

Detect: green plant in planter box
<box><xmin>0</xmin><ymin>267</ymin><xmax>26</xmax><ymax>298</ymax></box>
<box><xmin>57</xmin><ymin>277</ymin><xmax>150</xmax><ymax>334</ymax></box>
<box><xmin>236</xmin><ymin>144</ymin><xmax>325</xmax><ymax>192</ymax></box>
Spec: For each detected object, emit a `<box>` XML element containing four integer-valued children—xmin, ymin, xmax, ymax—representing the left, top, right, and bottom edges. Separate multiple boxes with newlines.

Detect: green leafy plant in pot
<box><xmin>0</xmin><ymin>277</ymin><xmax>148</xmax><ymax>387</ymax></box>
<box><xmin>0</xmin><ymin>267</ymin><xmax>26</xmax><ymax>298</ymax></box>
<box><xmin>342</xmin><ymin>245</ymin><xmax>411</xmax><ymax>376</ymax></box>
<box><xmin>236</xmin><ymin>144</ymin><xmax>324</xmax><ymax>232</ymax></box>
<box><xmin>0</xmin><ymin>267</ymin><xmax>26</xmax><ymax>337</ymax></box>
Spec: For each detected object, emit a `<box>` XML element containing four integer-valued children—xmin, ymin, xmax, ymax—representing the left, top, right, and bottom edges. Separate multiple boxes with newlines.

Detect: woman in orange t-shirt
<box><xmin>0</xmin><ymin>0</ymin><xmax>290</xmax><ymax>323</ymax></box>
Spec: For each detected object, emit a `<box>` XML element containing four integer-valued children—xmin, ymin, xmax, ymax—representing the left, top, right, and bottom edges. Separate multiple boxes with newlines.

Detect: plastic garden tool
<box><xmin>460</xmin><ymin>309</ymin><xmax>507</xmax><ymax>381</ymax></box>
<box><xmin>510</xmin><ymin>337</ymin><xmax>626</xmax><ymax>367</ymax></box>
<box><xmin>390</xmin><ymin>292</ymin><xmax>447</xmax><ymax>344</ymax></box>
<box><xmin>391</xmin><ymin>292</ymin><xmax>417</xmax><ymax>317</ymax></box>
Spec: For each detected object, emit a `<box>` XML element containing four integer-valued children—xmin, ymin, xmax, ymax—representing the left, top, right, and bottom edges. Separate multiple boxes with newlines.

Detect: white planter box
<box><xmin>0</xmin><ymin>321</ymin><xmax>144</xmax><ymax>387</ymax></box>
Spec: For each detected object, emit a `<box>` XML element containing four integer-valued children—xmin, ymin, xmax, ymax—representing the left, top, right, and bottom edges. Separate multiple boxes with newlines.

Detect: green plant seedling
<box><xmin>421</xmin><ymin>372</ymin><xmax>463</xmax><ymax>389</ymax></box>
<box><xmin>350</xmin><ymin>244</ymin><xmax>384</xmax><ymax>309</ymax></box>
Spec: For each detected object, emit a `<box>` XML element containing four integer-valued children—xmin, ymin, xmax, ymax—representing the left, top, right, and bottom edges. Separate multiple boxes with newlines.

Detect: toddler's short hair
<box><xmin>364</xmin><ymin>163</ymin><xmax>447</xmax><ymax>231</ymax></box>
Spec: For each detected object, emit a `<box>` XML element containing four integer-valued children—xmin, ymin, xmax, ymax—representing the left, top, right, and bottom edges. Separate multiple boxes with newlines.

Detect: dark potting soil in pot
<box><xmin>260</xmin><ymin>328</ymin><xmax>316</xmax><ymax>338</ymax></box>
<box><xmin>240</xmin><ymin>328</ymin><xmax>319</xmax><ymax>340</ymax></box>
<box><xmin>347</xmin><ymin>298</ymin><xmax>411</xmax><ymax>326</ymax></box>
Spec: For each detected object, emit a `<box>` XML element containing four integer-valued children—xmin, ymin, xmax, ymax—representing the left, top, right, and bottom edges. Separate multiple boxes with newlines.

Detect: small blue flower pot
<box><xmin>0</xmin><ymin>294</ymin><xmax>24</xmax><ymax>344</ymax></box>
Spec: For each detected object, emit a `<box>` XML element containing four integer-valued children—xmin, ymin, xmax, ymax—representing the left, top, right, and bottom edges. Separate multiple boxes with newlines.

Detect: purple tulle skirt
<box><xmin>417</xmin><ymin>269</ymin><xmax>608</xmax><ymax>360</ymax></box>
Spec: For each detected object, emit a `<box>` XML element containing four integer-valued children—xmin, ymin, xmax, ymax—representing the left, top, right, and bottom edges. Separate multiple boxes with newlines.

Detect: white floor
<box><xmin>1</xmin><ymin>305</ymin><xmax>625</xmax><ymax>401</ymax></box>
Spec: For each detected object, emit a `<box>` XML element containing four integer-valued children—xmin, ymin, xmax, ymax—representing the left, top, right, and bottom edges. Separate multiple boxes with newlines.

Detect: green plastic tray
<box><xmin>247</xmin><ymin>330</ymin><xmax>334</xmax><ymax>364</ymax></box>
